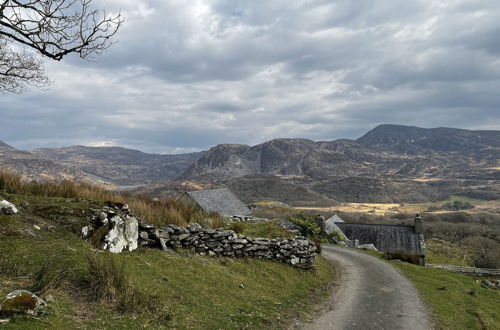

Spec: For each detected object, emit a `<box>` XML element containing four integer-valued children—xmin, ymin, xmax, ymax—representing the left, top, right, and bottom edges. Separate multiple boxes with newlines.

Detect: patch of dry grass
<box><xmin>0</xmin><ymin>170</ymin><xmax>225</xmax><ymax>228</ymax></box>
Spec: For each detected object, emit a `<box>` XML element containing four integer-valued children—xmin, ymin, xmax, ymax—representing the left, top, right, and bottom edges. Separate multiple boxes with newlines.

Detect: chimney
<box><xmin>414</xmin><ymin>213</ymin><xmax>423</xmax><ymax>234</ymax></box>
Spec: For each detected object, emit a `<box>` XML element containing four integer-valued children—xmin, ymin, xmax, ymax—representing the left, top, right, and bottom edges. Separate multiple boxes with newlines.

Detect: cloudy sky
<box><xmin>1</xmin><ymin>0</ymin><xmax>500</xmax><ymax>153</ymax></box>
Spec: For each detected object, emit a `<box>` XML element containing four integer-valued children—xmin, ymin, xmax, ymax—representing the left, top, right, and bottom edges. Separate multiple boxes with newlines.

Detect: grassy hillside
<box><xmin>0</xmin><ymin>173</ymin><xmax>334</xmax><ymax>329</ymax></box>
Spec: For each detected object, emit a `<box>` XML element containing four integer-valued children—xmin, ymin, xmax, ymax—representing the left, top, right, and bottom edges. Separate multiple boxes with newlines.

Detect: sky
<box><xmin>1</xmin><ymin>0</ymin><xmax>500</xmax><ymax>154</ymax></box>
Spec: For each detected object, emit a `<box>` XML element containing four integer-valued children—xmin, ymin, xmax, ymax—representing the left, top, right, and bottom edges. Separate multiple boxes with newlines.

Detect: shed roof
<box><xmin>183</xmin><ymin>188</ymin><xmax>251</xmax><ymax>217</ymax></box>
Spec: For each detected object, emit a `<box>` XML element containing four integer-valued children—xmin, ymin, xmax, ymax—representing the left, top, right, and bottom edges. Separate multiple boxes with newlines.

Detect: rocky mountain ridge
<box><xmin>1</xmin><ymin>124</ymin><xmax>499</xmax><ymax>204</ymax></box>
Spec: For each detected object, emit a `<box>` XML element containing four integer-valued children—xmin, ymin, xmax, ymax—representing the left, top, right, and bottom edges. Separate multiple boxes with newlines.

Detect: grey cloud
<box><xmin>1</xmin><ymin>0</ymin><xmax>500</xmax><ymax>153</ymax></box>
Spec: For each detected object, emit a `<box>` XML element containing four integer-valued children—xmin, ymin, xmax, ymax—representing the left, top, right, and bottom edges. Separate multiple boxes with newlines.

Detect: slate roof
<box><xmin>184</xmin><ymin>188</ymin><xmax>251</xmax><ymax>217</ymax></box>
<box><xmin>336</xmin><ymin>223</ymin><xmax>424</xmax><ymax>255</ymax></box>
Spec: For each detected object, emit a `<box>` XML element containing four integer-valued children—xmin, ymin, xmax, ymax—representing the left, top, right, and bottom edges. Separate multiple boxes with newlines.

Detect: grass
<box><xmin>360</xmin><ymin>250</ymin><xmax>500</xmax><ymax>330</ymax></box>
<box><xmin>0</xmin><ymin>170</ymin><xmax>225</xmax><ymax>228</ymax></box>
<box><xmin>391</xmin><ymin>261</ymin><xmax>500</xmax><ymax>330</ymax></box>
<box><xmin>227</xmin><ymin>220</ymin><xmax>295</xmax><ymax>239</ymax></box>
<box><xmin>425</xmin><ymin>240</ymin><xmax>474</xmax><ymax>267</ymax></box>
<box><xmin>0</xmin><ymin>191</ymin><xmax>335</xmax><ymax>329</ymax></box>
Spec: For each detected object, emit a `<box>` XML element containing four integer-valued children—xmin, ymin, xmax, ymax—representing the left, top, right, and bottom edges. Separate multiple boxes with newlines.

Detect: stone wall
<box><xmin>81</xmin><ymin>203</ymin><xmax>139</xmax><ymax>254</ymax></box>
<box><xmin>139</xmin><ymin>223</ymin><xmax>318</xmax><ymax>269</ymax></box>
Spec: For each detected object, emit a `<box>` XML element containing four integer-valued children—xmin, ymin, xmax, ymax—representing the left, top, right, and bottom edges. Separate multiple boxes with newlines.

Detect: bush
<box><xmin>461</xmin><ymin>236</ymin><xmax>500</xmax><ymax>268</ymax></box>
<box><xmin>288</xmin><ymin>212</ymin><xmax>321</xmax><ymax>237</ymax></box>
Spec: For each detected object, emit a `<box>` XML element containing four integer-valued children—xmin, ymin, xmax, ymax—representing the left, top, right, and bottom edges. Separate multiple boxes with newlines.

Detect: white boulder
<box><xmin>102</xmin><ymin>215</ymin><xmax>139</xmax><ymax>253</ymax></box>
<box><xmin>0</xmin><ymin>200</ymin><xmax>18</xmax><ymax>215</ymax></box>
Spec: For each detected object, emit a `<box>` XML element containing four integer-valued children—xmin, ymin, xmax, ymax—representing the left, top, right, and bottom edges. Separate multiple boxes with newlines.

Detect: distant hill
<box><xmin>30</xmin><ymin>146</ymin><xmax>204</xmax><ymax>185</ymax></box>
<box><xmin>0</xmin><ymin>141</ymin><xmax>14</xmax><ymax>150</ymax></box>
<box><xmin>357</xmin><ymin>124</ymin><xmax>500</xmax><ymax>154</ymax></box>
<box><xmin>0</xmin><ymin>141</ymin><xmax>104</xmax><ymax>184</ymax></box>
<box><xmin>2</xmin><ymin>124</ymin><xmax>499</xmax><ymax>204</ymax></box>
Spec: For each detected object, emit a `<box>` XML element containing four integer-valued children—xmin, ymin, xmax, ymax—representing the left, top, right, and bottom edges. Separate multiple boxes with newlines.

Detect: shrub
<box><xmin>288</xmin><ymin>212</ymin><xmax>321</xmax><ymax>237</ymax></box>
<box><xmin>86</xmin><ymin>253</ymin><xmax>147</xmax><ymax>312</ymax></box>
<box><xmin>329</xmin><ymin>230</ymin><xmax>346</xmax><ymax>242</ymax></box>
<box><xmin>32</xmin><ymin>260</ymin><xmax>72</xmax><ymax>296</ymax></box>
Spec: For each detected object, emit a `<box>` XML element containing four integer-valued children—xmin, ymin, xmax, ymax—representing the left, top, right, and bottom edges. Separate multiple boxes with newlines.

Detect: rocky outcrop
<box><xmin>0</xmin><ymin>200</ymin><xmax>18</xmax><ymax>215</ymax></box>
<box><xmin>82</xmin><ymin>203</ymin><xmax>138</xmax><ymax>253</ymax></box>
<box><xmin>0</xmin><ymin>290</ymin><xmax>45</xmax><ymax>316</ymax></box>
<box><xmin>140</xmin><ymin>223</ymin><xmax>318</xmax><ymax>269</ymax></box>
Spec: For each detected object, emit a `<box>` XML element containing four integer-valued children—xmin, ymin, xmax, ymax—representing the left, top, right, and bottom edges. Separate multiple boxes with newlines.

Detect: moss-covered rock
<box><xmin>0</xmin><ymin>290</ymin><xmax>45</xmax><ymax>315</ymax></box>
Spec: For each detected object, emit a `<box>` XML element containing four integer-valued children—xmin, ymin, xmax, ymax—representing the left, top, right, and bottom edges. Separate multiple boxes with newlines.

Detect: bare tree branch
<box><xmin>0</xmin><ymin>0</ymin><xmax>123</xmax><ymax>93</ymax></box>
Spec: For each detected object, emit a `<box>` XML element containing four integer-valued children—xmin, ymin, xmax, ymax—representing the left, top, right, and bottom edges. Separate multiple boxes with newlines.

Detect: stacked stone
<box><xmin>82</xmin><ymin>202</ymin><xmax>139</xmax><ymax>253</ymax></box>
<box><xmin>230</xmin><ymin>215</ymin><xmax>269</xmax><ymax>222</ymax></box>
<box><xmin>140</xmin><ymin>223</ymin><xmax>317</xmax><ymax>269</ymax></box>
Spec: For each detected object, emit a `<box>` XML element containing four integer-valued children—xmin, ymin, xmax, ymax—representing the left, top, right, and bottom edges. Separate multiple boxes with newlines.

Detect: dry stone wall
<box><xmin>139</xmin><ymin>223</ymin><xmax>318</xmax><ymax>269</ymax></box>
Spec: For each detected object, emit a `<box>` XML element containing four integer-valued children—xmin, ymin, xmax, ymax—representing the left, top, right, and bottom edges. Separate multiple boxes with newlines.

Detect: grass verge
<box><xmin>361</xmin><ymin>250</ymin><xmax>500</xmax><ymax>330</ymax></box>
<box><xmin>391</xmin><ymin>261</ymin><xmax>500</xmax><ymax>330</ymax></box>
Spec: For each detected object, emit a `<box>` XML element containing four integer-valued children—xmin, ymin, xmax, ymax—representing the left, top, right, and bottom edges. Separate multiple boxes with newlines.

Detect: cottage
<box><xmin>336</xmin><ymin>215</ymin><xmax>425</xmax><ymax>265</ymax></box>
<box><xmin>178</xmin><ymin>188</ymin><xmax>251</xmax><ymax>217</ymax></box>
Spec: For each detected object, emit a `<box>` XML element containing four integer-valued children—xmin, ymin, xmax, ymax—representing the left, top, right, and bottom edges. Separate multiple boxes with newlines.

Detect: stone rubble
<box><xmin>0</xmin><ymin>200</ymin><xmax>18</xmax><ymax>215</ymax></box>
<box><xmin>481</xmin><ymin>279</ymin><xmax>500</xmax><ymax>290</ymax></box>
<box><xmin>139</xmin><ymin>222</ymin><xmax>318</xmax><ymax>269</ymax></box>
<box><xmin>230</xmin><ymin>215</ymin><xmax>270</xmax><ymax>222</ymax></box>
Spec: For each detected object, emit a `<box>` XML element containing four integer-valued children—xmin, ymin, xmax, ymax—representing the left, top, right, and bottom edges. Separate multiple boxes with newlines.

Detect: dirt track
<box><xmin>299</xmin><ymin>245</ymin><xmax>433</xmax><ymax>330</ymax></box>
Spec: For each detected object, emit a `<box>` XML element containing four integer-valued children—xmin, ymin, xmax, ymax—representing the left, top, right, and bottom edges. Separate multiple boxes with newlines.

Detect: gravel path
<box><xmin>299</xmin><ymin>245</ymin><xmax>433</xmax><ymax>330</ymax></box>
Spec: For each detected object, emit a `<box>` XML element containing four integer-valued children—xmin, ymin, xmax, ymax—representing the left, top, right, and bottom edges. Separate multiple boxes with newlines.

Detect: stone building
<box><xmin>336</xmin><ymin>215</ymin><xmax>425</xmax><ymax>265</ymax></box>
<box><xmin>178</xmin><ymin>188</ymin><xmax>251</xmax><ymax>217</ymax></box>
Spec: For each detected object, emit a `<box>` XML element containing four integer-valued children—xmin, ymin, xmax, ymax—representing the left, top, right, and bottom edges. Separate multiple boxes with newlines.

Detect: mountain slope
<box><xmin>177</xmin><ymin>125</ymin><xmax>500</xmax><ymax>203</ymax></box>
<box><xmin>0</xmin><ymin>141</ymin><xmax>103</xmax><ymax>184</ymax></box>
<box><xmin>357</xmin><ymin>124</ymin><xmax>500</xmax><ymax>154</ymax></box>
<box><xmin>30</xmin><ymin>146</ymin><xmax>204</xmax><ymax>185</ymax></box>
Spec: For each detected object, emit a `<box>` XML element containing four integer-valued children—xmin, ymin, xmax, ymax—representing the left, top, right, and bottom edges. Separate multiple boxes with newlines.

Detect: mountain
<box><xmin>177</xmin><ymin>125</ymin><xmax>500</xmax><ymax>203</ymax></box>
<box><xmin>30</xmin><ymin>146</ymin><xmax>204</xmax><ymax>185</ymax></box>
<box><xmin>2</xmin><ymin>124</ymin><xmax>498</xmax><ymax>204</ymax></box>
<box><xmin>0</xmin><ymin>141</ymin><xmax>14</xmax><ymax>150</ymax></box>
<box><xmin>0</xmin><ymin>141</ymin><xmax>104</xmax><ymax>184</ymax></box>
<box><xmin>357</xmin><ymin>124</ymin><xmax>500</xmax><ymax>154</ymax></box>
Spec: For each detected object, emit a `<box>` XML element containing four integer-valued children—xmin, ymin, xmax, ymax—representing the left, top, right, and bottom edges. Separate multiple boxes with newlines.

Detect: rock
<box><xmin>239</xmin><ymin>284</ymin><xmax>245</xmax><ymax>289</ymax></box>
<box><xmin>81</xmin><ymin>225</ymin><xmax>92</xmax><ymax>238</ymax></box>
<box><xmin>0</xmin><ymin>290</ymin><xmax>45</xmax><ymax>315</ymax></box>
<box><xmin>139</xmin><ymin>231</ymin><xmax>149</xmax><ymax>240</ymax></box>
<box><xmin>102</xmin><ymin>215</ymin><xmax>139</xmax><ymax>253</ymax></box>
<box><xmin>187</xmin><ymin>223</ymin><xmax>203</xmax><ymax>232</ymax></box>
<box><xmin>97</xmin><ymin>212</ymin><xmax>108</xmax><ymax>225</ymax></box>
<box><xmin>0</xmin><ymin>319</ymin><xmax>9</xmax><ymax>325</ymax></box>
<box><xmin>0</xmin><ymin>200</ymin><xmax>18</xmax><ymax>215</ymax></box>
<box><xmin>357</xmin><ymin>243</ymin><xmax>378</xmax><ymax>251</ymax></box>
<box><xmin>482</xmin><ymin>280</ymin><xmax>499</xmax><ymax>290</ymax></box>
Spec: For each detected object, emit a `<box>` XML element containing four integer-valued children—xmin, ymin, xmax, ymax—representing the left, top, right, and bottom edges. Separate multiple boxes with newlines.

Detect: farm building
<box><xmin>178</xmin><ymin>188</ymin><xmax>251</xmax><ymax>217</ymax></box>
<box><xmin>336</xmin><ymin>215</ymin><xmax>425</xmax><ymax>265</ymax></box>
